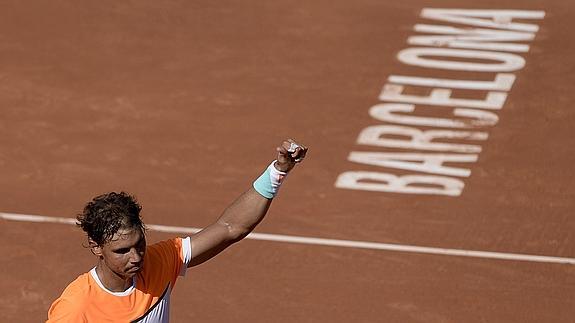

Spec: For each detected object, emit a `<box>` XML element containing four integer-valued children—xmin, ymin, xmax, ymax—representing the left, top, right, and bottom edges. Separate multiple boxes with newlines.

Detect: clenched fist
<box><xmin>274</xmin><ymin>139</ymin><xmax>308</xmax><ymax>172</ymax></box>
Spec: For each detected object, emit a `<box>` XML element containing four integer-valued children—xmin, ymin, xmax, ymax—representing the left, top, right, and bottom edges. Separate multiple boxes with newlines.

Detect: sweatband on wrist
<box><xmin>253</xmin><ymin>160</ymin><xmax>288</xmax><ymax>199</ymax></box>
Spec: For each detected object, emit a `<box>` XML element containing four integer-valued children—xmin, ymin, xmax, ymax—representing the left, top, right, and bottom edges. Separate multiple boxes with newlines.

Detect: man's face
<box><xmin>97</xmin><ymin>226</ymin><xmax>146</xmax><ymax>279</ymax></box>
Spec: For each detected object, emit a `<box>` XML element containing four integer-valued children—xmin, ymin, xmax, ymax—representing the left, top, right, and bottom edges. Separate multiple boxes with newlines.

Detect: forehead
<box><xmin>107</xmin><ymin>227</ymin><xmax>144</xmax><ymax>247</ymax></box>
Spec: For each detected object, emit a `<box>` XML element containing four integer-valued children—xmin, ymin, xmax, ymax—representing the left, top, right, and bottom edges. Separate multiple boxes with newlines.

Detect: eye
<box><xmin>115</xmin><ymin>248</ymin><xmax>130</xmax><ymax>254</ymax></box>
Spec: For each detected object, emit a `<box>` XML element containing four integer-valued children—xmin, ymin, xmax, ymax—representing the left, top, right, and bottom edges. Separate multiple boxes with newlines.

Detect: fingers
<box><xmin>273</xmin><ymin>138</ymin><xmax>308</xmax><ymax>172</ymax></box>
<box><xmin>281</xmin><ymin>139</ymin><xmax>307</xmax><ymax>162</ymax></box>
<box><xmin>276</xmin><ymin>144</ymin><xmax>291</xmax><ymax>165</ymax></box>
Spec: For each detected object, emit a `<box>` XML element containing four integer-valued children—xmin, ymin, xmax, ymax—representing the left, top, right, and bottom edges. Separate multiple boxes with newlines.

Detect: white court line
<box><xmin>2</xmin><ymin>212</ymin><xmax>574</xmax><ymax>265</ymax></box>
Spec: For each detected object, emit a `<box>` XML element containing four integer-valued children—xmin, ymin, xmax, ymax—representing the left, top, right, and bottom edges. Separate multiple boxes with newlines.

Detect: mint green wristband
<box><xmin>253</xmin><ymin>161</ymin><xmax>287</xmax><ymax>199</ymax></box>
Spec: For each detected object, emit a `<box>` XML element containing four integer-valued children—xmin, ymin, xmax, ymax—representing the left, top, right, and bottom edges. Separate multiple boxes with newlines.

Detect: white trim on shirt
<box><xmin>90</xmin><ymin>267</ymin><xmax>136</xmax><ymax>296</ymax></box>
<box><xmin>180</xmin><ymin>236</ymin><xmax>192</xmax><ymax>276</ymax></box>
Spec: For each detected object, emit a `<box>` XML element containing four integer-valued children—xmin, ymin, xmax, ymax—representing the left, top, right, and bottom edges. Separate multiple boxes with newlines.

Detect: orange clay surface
<box><xmin>0</xmin><ymin>1</ymin><xmax>574</xmax><ymax>322</ymax></box>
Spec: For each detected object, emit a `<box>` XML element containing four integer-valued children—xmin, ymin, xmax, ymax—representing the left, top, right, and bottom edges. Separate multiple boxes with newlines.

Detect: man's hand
<box><xmin>274</xmin><ymin>139</ymin><xmax>308</xmax><ymax>172</ymax></box>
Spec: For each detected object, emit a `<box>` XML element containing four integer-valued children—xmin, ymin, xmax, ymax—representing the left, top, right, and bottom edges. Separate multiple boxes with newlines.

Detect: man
<box><xmin>47</xmin><ymin>139</ymin><xmax>308</xmax><ymax>322</ymax></box>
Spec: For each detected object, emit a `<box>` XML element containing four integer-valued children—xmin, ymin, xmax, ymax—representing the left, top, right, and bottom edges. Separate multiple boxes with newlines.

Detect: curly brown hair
<box><xmin>76</xmin><ymin>192</ymin><xmax>145</xmax><ymax>245</ymax></box>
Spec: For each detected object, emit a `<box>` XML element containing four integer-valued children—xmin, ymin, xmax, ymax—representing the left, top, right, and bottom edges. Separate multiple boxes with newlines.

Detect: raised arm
<box><xmin>189</xmin><ymin>139</ymin><xmax>307</xmax><ymax>267</ymax></box>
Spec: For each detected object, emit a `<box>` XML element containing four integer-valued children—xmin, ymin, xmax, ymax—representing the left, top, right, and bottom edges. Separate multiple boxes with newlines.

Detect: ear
<box><xmin>89</xmin><ymin>238</ymin><xmax>103</xmax><ymax>257</ymax></box>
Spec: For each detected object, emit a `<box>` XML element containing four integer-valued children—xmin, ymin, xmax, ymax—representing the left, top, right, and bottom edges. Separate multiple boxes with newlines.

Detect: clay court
<box><xmin>1</xmin><ymin>1</ymin><xmax>574</xmax><ymax>322</ymax></box>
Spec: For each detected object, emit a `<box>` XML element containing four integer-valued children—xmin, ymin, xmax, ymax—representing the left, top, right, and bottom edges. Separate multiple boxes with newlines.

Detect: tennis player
<box><xmin>46</xmin><ymin>139</ymin><xmax>307</xmax><ymax>322</ymax></box>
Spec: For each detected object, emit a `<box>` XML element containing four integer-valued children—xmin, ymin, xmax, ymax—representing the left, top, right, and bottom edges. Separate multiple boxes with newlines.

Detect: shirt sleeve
<box><xmin>146</xmin><ymin>237</ymin><xmax>192</xmax><ymax>287</ymax></box>
<box><xmin>180</xmin><ymin>236</ymin><xmax>192</xmax><ymax>274</ymax></box>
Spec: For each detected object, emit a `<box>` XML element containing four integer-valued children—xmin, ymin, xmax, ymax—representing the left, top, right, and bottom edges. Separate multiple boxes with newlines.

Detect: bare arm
<box><xmin>189</xmin><ymin>139</ymin><xmax>307</xmax><ymax>267</ymax></box>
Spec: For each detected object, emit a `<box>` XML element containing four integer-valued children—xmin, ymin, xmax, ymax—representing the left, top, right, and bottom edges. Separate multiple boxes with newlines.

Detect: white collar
<box><xmin>90</xmin><ymin>267</ymin><xmax>136</xmax><ymax>296</ymax></box>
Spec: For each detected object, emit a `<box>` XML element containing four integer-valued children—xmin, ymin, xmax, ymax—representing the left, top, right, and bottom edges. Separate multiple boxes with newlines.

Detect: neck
<box><xmin>95</xmin><ymin>261</ymin><xmax>133</xmax><ymax>292</ymax></box>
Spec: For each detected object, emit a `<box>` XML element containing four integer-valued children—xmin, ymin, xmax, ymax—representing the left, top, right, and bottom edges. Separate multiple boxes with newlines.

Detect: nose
<box><xmin>129</xmin><ymin>248</ymin><xmax>143</xmax><ymax>264</ymax></box>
